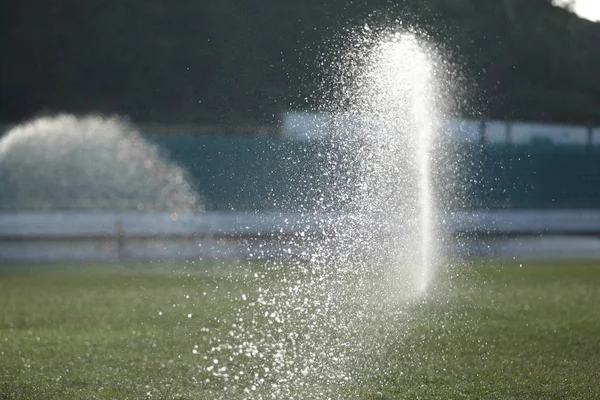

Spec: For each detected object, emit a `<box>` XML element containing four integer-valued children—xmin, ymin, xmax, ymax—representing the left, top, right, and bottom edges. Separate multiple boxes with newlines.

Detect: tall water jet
<box><xmin>0</xmin><ymin>114</ymin><xmax>201</xmax><ymax>211</ymax></box>
<box><xmin>328</xmin><ymin>30</ymin><xmax>444</xmax><ymax>295</ymax></box>
<box><xmin>381</xmin><ymin>34</ymin><xmax>437</xmax><ymax>293</ymax></box>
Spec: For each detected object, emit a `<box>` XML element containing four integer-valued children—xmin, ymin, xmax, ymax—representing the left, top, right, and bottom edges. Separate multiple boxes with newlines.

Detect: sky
<box><xmin>555</xmin><ymin>0</ymin><xmax>600</xmax><ymax>21</ymax></box>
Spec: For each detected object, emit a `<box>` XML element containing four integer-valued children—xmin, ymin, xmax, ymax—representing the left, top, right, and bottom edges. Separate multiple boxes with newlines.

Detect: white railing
<box><xmin>2</xmin><ymin>210</ymin><xmax>600</xmax><ymax>261</ymax></box>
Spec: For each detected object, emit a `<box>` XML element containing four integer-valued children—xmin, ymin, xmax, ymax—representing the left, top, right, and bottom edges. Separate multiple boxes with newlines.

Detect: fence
<box><xmin>2</xmin><ymin>210</ymin><xmax>600</xmax><ymax>261</ymax></box>
<box><xmin>2</xmin><ymin>119</ymin><xmax>600</xmax><ymax>260</ymax></box>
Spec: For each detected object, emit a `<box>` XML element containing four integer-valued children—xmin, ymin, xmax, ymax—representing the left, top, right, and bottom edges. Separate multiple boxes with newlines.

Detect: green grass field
<box><xmin>1</xmin><ymin>260</ymin><xmax>600</xmax><ymax>399</ymax></box>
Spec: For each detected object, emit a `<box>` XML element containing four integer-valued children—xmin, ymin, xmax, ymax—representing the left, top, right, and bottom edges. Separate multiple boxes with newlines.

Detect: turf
<box><xmin>1</xmin><ymin>260</ymin><xmax>600</xmax><ymax>399</ymax></box>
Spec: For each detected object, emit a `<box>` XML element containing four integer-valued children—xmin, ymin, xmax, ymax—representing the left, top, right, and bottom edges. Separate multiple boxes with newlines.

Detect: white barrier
<box><xmin>0</xmin><ymin>211</ymin><xmax>313</xmax><ymax>262</ymax></box>
<box><xmin>1</xmin><ymin>210</ymin><xmax>600</xmax><ymax>261</ymax></box>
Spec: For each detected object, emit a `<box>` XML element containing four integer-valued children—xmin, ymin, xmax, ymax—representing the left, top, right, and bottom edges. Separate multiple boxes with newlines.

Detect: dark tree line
<box><xmin>1</xmin><ymin>0</ymin><xmax>599</xmax><ymax>126</ymax></box>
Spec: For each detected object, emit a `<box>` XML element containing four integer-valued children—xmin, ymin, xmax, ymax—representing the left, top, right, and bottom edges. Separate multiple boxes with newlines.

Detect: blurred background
<box><xmin>1</xmin><ymin>0</ymin><xmax>599</xmax><ymax>261</ymax></box>
<box><xmin>1</xmin><ymin>0</ymin><xmax>599</xmax><ymax>125</ymax></box>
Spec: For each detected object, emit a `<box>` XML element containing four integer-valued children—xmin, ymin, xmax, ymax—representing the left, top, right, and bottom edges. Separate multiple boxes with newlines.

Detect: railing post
<box><xmin>116</xmin><ymin>218</ymin><xmax>125</xmax><ymax>262</ymax></box>
<box><xmin>505</xmin><ymin>121</ymin><xmax>513</xmax><ymax>147</ymax></box>
<box><xmin>478</xmin><ymin>119</ymin><xmax>486</xmax><ymax>146</ymax></box>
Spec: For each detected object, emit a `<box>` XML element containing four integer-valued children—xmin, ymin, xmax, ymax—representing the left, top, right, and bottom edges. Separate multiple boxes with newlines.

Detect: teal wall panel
<box><xmin>151</xmin><ymin>136</ymin><xmax>600</xmax><ymax>211</ymax></box>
